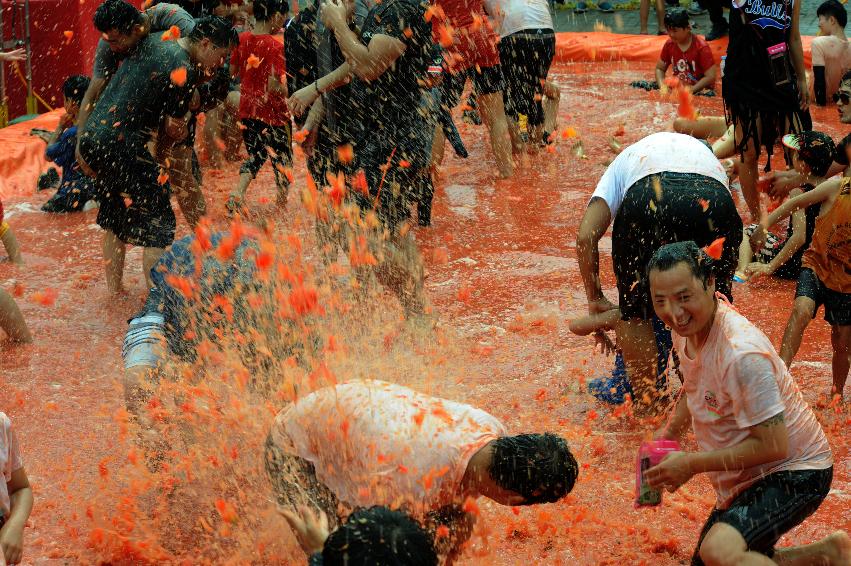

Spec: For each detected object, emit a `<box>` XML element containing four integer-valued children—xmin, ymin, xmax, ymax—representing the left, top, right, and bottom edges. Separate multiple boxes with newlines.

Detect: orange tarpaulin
<box><xmin>0</xmin><ymin>110</ymin><xmax>61</xmax><ymax>201</ymax></box>
<box><xmin>554</xmin><ymin>31</ymin><xmax>814</xmax><ymax>69</ymax></box>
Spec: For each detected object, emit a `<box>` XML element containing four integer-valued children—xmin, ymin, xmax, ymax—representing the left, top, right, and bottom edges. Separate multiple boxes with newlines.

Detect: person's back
<box><xmin>271</xmin><ymin>380</ymin><xmax>507</xmax><ymax>513</ymax></box>
<box><xmin>82</xmin><ymin>34</ymin><xmax>194</xmax><ymax>157</ymax></box>
<box><xmin>485</xmin><ymin>0</ymin><xmax>552</xmax><ymax>38</ymax></box>
<box><xmin>813</xmin><ymin>0</ymin><xmax>851</xmax><ymax>105</ymax></box>
<box><xmin>232</xmin><ymin>32</ymin><xmax>288</xmax><ymax>126</ymax></box>
<box><xmin>802</xmin><ymin>176</ymin><xmax>851</xmax><ymax>293</ymax></box>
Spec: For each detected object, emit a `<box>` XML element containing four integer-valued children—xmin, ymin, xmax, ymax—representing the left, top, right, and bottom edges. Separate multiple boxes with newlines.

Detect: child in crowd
<box><xmin>0</xmin><ymin>412</ymin><xmax>33</xmax><ymax>565</ymax></box>
<box><xmin>735</xmin><ymin>131</ymin><xmax>835</xmax><ymax>282</ymax></box>
<box><xmin>0</xmin><ymin>200</ymin><xmax>30</xmax><ymax>343</ymax></box>
<box><xmin>226</xmin><ymin>0</ymin><xmax>291</xmax><ymax>212</ymax></box>
<box><xmin>33</xmin><ymin>76</ymin><xmax>97</xmax><ymax>213</ymax></box>
<box><xmin>751</xmin><ymin>157</ymin><xmax>851</xmax><ymax>400</ymax></box>
<box><xmin>812</xmin><ymin>0</ymin><xmax>851</xmax><ymax>106</ymax></box>
<box><xmin>655</xmin><ymin>9</ymin><xmax>716</xmax><ymax>95</ymax></box>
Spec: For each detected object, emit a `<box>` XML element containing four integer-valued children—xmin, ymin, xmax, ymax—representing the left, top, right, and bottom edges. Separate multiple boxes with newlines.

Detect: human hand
<box><xmin>765</xmin><ymin>170</ymin><xmax>798</xmax><ymax>200</ymax></box>
<box><xmin>302</xmin><ymin>127</ymin><xmax>319</xmax><ymax>158</ymax></box>
<box><xmin>0</xmin><ymin>48</ymin><xmax>25</xmax><ymax>63</ymax></box>
<box><xmin>0</xmin><ymin>521</ymin><xmax>24</xmax><ymax>565</ymax></box>
<box><xmin>320</xmin><ymin>0</ymin><xmax>348</xmax><ymax>28</ymax></box>
<box><xmin>798</xmin><ymin>78</ymin><xmax>810</xmax><ymax>111</ymax></box>
<box><xmin>659</xmin><ymin>83</ymin><xmax>669</xmax><ymax>96</ymax></box>
<box><xmin>287</xmin><ymin>86</ymin><xmax>319</xmax><ymax>117</ymax></box>
<box><xmin>278</xmin><ymin>504</ymin><xmax>330</xmax><ymax>555</ymax></box>
<box><xmin>59</xmin><ymin>113</ymin><xmax>74</xmax><ymax>129</ymax></box>
<box><xmin>75</xmin><ymin>143</ymin><xmax>96</xmax><ymax>178</ymax></box>
<box><xmin>744</xmin><ymin>262</ymin><xmax>773</xmax><ymax>280</ymax></box>
<box><xmin>749</xmin><ymin>224</ymin><xmax>768</xmax><ymax>252</ymax></box>
<box><xmin>593</xmin><ymin>330</ymin><xmax>617</xmax><ymax>356</ymax></box>
<box><xmin>588</xmin><ymin>296</ymin><xmax>617</xmax><ymax>315</ymax></box>
<box><xmin>644</xmin><ymin>451</ymin><xmax>693</xmax><ymax>492</ymax></box>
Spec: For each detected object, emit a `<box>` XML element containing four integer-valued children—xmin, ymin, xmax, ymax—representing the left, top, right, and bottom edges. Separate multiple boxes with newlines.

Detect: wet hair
<box><xmin>318</xmin><ymin>507</ymin><xmax>438</xmax><ymax>566</ymax></box>
<box><xmin>664</xmin><ymin>8</ymin><xmax>690</xmax><ymax>29</ymax></box>
<box><xmin>647</xmin><ymin>241</ymin><xmax>714</xmax><ymax>288</ymax></box>
<box><xmin>253</xmin><ymin>0</ymin><xmax>289</xmax><ymax>21</ymax></box>
<box><xmin>93</xmin><ymin>0</ymin><xmax>143</xmax><ymax>34</ymax></box>
<box><xmin>189</xmin><ymin>16</ymin><xmax>239</xmax><ymax>48</ymax></box>
<box><xmin>489</xmin><ymin>433</ymin><xmax>577</xmax><ymax>505</ymax></box>
<box><xmin>63</xmin><ymin>75</ymin><xmax>90</xmax><ymax>105</ymax></box>
<box><xmin>818</xmin><ymin>0</ymin><xmax>847</xmax><ymax>28</ymax></box>
<box><xmin>786</xmin><ymin>131</ymin><xmax>836</xmax><ymax>177</ymax></box>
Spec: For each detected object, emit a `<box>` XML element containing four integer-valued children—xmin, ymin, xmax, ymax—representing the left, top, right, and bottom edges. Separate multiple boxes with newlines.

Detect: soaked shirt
<box><xmin>802</xmin><ymin>177</ymin><xmax>851</xmax><ymax>293</ymax></box>
<box><xmin>271</xmin><ymin>380</ymin><xmax>506</xmax><ymax>513</ymax></box>
<box><xmin>80</xmin><ymin>35</ymin><xmax>196</xmax><ymax>168</ymax></box>
<box><xmin>591</xmin><ymin>132</ymin><xmax>729</xmax><ymax>218</ymax></box>
<box><xmin>673</xmin><ymin>299</ymin><xmax>832</xmax><ymax>509</ymax></box>
<box><xmin>0</xmin><ymin>413</ymin><xmax>23</xmax><ymax>519</ymax></box>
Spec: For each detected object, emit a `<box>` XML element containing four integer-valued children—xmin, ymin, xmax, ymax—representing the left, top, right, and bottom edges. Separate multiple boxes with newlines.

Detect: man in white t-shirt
<box><xmin>812</xmin><ymin>0</ymin><xmax>851</xmax><ymax>107</ymax></box>
<box><xmin>265</xmin><ymin>380</ymin><xmax>578</xmax><ymax>561</ymax></box>
<box><xmin>645</xmin><ymin>241</ymin><xmax>849</xmax><ymax>566</ymax></box>
<box><xmin>576</xmin><ymin>132</ymin><xmax>743</xmax><ymax>411</ymax></box>
<box><xmin>483</xmin><ymin>0</ymin><xmax>560</xmax><ymax>147</ymax></box>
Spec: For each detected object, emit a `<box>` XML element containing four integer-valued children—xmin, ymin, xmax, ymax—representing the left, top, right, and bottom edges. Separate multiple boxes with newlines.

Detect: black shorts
<box><xmin>82</xmin><ymin>137</ymin><xmax>176</xmax><ymax>249</ymax></box>
<box><xmin>795</xmin><ymin>268</ymin><xmax>851</xmax><ymax>326</ymax></box>
<box><xmin>498</xmin><ymin>29</ymin><xmax>555</xmax><ymax>126</ymax></box>
<box><xmin>692</xmin><ymin>467</ymin><xmax>833</xmax><ymax>565</ymax></box>
<box><xmin>612</xmin><ymin>172</ymin><xmax>742</xmax><ymax>320</ymax></box>
<box><xmin>239</xmin><ymin>118</ymin><xmax>293</xmax><ymax>189</ymax></box>
<box><xmin>441</xmin><ymin>64</ymin><xmax>505</xmax><ymax>108</ymax></box>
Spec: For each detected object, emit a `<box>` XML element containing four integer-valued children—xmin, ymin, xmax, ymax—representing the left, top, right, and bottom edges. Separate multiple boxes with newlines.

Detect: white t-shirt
<box><xmin>483</xmin><ymin>0</ymin><xmax>553</xmax><ymax>38</ymax></box>
<box><xmin>673</xmin><ymin>300</ymin><xmax>833</xmax><ymax>509</ymax></box>
<box><xmin>590</xmin><ymin>132</ymin><xmax>729</xmax><ymax>218</ymax></box>
<box><xmin>271</xmin><ymin>380</ymin><xmax>507</xmax><ymax>514</ymax></box>
<box><xmin>0</xmin><ymin>413</ymin><xmax>23</xmax><ymax>519</ymax></box>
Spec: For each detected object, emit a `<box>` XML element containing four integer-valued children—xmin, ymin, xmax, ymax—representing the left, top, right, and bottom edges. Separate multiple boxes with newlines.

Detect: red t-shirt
<box><xmin>660</xmin><ymin>35</ymin><xmax>715</xmax><ymax>86</ymax></box>
<box><xmin>432</xmin><ymin>0</ymin><xmax>500</xmax><ymax>70</ymax></box>
<box><xmin>230</xmin><ymin>32</ymin><xmax>289</xmax><ymax>125</ymax></box>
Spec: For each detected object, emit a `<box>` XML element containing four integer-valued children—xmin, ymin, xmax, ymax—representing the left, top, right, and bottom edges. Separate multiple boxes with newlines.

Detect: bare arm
<box><xmin>569</xmin><ymin>308</ymin><xmax>621</xmax><ymax>336</ymax></box>
<box><xmin>324</xmin><ymin>0</ymin><xmax>406</xmax><ymax>81</ymax></box>
<box><xmin>788</xmin><ymin>0</ymin><xmax>808</xmax><ymax>110</ymax></box>
<box><xmin>0</xmin><ymin>467</ymin><xmax>33</xmax><ymax>565</ymax></box>
<box><xmin>655</xmin><ymin>60</ymin><xmax>668</xmax><ymax>89</ymax></box>
<box><xmin>76</xmin><ymin>77</ymin><xmax>107</xmax><ymax>133</ymax></box>
<box><xmin>576</xmin><ymin>197</ymin><xmax>613</xmax><ymax>311</ymax></box>
<box><xmin>691</xmin><ymin>64</ymin><xmax>717</xmax><ymax>94</ymax></box>
<box><xmin>656</xmin><ymin>391</ymin><xmax>692</xmax><ymax>441</ymax></box>
<box><xmin>287</xmin><ymin>62</ymin><xmax>351</xmax><ymax>117</ymax></box>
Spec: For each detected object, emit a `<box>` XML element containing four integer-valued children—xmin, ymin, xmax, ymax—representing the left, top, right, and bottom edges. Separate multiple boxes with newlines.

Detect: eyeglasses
<box><xmin>833</xmin><ymin>91</ymin><xmax>851</xmax><ymax>105</ymax></box>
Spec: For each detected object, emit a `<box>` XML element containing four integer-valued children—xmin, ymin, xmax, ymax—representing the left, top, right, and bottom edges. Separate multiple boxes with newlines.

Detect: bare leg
<box><xmin>615</xmin><ymin>318</ymin><xmax>660</xmax><ymax>412</ymax></box>
<box><xmin>477</xmin><ymin>91</ymin><xmax>514</xmax><ymax>178</ymax></box>
<box><xmin>103</xmin><ymin>230</ymin><xmax>126</xmax><ymax>294</ymax></box>
<box><xmin>230</xmin><ymin>172</ymin><xmax>253</xmax><ymax>207</ymax></box>
<box><xmin>506</xmin><ymin>116</ymin><xmax>526</xmax><ymax>155</ymax></box>
<box><xmin>169</xmin><ymin>145</ymin><xmax>206</xmax><ymax>228</ymax></box>
<box><xmin>775</xmin><ymin>531</ymin><xmax>851</xmax><ymax>566</ymax></box>
<box><xmin>713</xmin><ymin>125</ymin><xmax>737</xmax><ymax>159</ymax></box>
<box><xmin>735</xmin><ymin>121</ymin><xmax>762</xmax><ymax>222</ymax></box>
<box><xmin>222</xmin><ymin>91</ymin><xmax>242</xmax><ymax>161</ymax></box>
<box><xmin>542</xmin><ymin>81</ymin><xmax>560</xmax><ymax>134</ymax></box>
<box><xmin>830</xmin><ymin>325</ymin><xmax>851</xmax><ymax>399</ymax></box>
<box><xmin>0</xmin><ymin>224</ymin><xmax>23</xmax><ymax>264</ymax></box>
<box><xmin>640</xmin><ymin>0</ymin><xmax>650</xmax><ymax>33</ymax></box>
<box><xmin>142</xmin><ymin>247</ymin><xmax>165</xmax><ymax>291</ymax></box>
<box><xmin>372</xmin><ymin>222</ymin><xmax>429</xmax><ymax>319</ymax></box>
<box><xmin>654</xmin><ymin>0</ymin><xmax>665</xmax><ymax>32</ymax></box>
<box><xmin>430</xmin><ymin>124</ymin><xmax>446</xmax><ymax>169</ymax></box>
<box><xmin>0</xmin><ymin>288</ymin><xmax>31</xmax><ymax>342</ymax></box>
<box><xmin>779</xmin><ymin>296</ymin><xmax>816</xmax><ymax>367</ymax></box>
<box><xmin>673</xmin><ymin>116</ymin><xmax>729</xmax><ymax>139</ymax></box>
<box><xmin>736</xmin><ymin>227</ymin><xmax>753</xmax><ymax>279</ymax></box>
<box><xmin>699</xmin><ymin>523</ymin><xmax>778</xmax><ymax>565</ymax></box>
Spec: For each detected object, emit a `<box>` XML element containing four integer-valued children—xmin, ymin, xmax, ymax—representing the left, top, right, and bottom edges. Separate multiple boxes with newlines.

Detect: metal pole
<box><xmin>24</xmin><ymin>0</ymin><xmax>34</xmax><ymax>114</ymax></box>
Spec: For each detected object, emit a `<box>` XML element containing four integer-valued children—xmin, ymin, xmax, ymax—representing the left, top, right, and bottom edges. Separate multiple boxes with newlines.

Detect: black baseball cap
<box><xmin>782</xmin><ymin>131</ymin><xmax>837</xmax><ymax>177</ymax></box>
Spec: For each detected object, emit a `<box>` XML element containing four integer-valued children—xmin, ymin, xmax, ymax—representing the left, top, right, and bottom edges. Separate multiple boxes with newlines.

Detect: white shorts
<box><xmin>122</xmin><ymin>312</ymin><xmax>167</xmax><ymax>369</ymax></box>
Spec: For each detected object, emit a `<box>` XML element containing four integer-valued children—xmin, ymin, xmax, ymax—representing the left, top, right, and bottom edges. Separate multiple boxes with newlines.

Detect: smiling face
<box><xmin>650</xmin><ymin>262</ymin><xmax>716</xmax><ymax>344</ymax></box>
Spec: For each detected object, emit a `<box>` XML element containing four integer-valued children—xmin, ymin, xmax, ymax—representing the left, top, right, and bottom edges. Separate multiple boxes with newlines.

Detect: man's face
<box><xmin>837</xmin><ymin>81</ymin><xmax>851</xmax><ymax>123</ymax></box>
<box><xmin>193</xmin><ymin>39</ymin><xmax>231</xmax><ymax>73</ymax></box>
<box><xmin>650</xmin><ymin>262</ymin><xmax>716</xmax><ymax>338</ymax></box>
<box><xmin>102</xmin><ymin>28</ymin><xmax>140</xmax><ymax>54</ymax></box>
<box><xmin>666</xmin><ymin>26</ymin><xmax>690</xmax><ymax>43</ymax></box>
<box><xmin>818</xmin><ymin>14</ymin><xmax>833</xmax><ymax>34</ymax></box>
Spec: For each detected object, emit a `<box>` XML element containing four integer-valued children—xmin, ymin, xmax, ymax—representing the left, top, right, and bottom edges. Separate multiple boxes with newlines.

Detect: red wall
<box><xmin>1</xmin><ymin>0</ymin><xmax>106</xmax><ymax>118</ymax></box>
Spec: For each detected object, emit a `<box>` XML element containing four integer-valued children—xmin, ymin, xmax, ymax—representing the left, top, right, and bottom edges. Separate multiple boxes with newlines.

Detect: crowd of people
<box><xmin>1</xmin><ymin>0</ymin><xmax>851</xmax><ymax>562</ymax></box>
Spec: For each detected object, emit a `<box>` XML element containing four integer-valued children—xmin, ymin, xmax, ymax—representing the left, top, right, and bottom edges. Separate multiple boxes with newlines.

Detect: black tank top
<box><xmin>723</xmin><ymin>0</ymin><xmax>801</xmax><ymax>111</ymax></box>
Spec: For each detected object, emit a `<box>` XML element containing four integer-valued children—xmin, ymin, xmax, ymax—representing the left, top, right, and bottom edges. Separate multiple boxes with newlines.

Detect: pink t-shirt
<box><xmin>271</xmin><ymin>380</ymin><xmax>506</xmax><ymax>513</ymax></box>
<box><xmin>673</xmin><ymin>300</ymin><xmax>832</xmax><ymax>509</ymax></box>
<box><xmin>0</xmin><ymin>413</ymin><xmax>23</xmax><ymax>518</ymax></box>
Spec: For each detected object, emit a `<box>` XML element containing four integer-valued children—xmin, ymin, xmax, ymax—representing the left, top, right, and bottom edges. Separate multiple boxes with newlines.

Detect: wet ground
<box><xmin>1</xmin><ymin>60</ymin><xmax>849</xmax><ymax>564</ymax></box>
